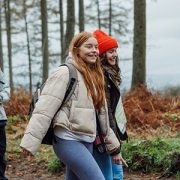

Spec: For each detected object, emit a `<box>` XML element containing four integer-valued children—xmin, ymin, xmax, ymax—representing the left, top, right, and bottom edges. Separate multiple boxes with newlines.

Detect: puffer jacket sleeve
<box><xmin>99</xmin><ymin>102</ymin><xmax>120</xmax><ymax>155</ymax></box>
<box><xmin>20</xmin><ymin>66</ymin><xmax>69</xmax><ymax>155</ymax></box>
<box><xmin>0</xmin><ymin>69</ymin><xmax>10</xmax><ymax>102</ymax></box>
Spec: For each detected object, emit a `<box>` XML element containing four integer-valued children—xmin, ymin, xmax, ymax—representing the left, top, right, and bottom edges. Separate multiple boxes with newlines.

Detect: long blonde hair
<box><xmin>69</xmin><ymin>32</ymin><xmax>105</xmax><ymax>110</ymax></box>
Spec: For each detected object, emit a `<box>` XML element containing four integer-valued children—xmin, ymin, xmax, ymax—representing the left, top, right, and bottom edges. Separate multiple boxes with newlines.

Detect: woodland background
<box><xmin>0</xmin><ymin>0</ymin><xmax>179</xmax><ymax>179</ymax></box>
<box><xmin>1</xmin><ymin>0</ymin><xmax>149</xmax><ymax>94</ymax></box>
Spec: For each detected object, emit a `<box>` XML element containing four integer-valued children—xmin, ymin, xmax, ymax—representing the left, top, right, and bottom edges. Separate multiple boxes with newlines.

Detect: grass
<box><xmin>47</xmin><ymin>157</ymin><xmax>63</xmax><ymax>173</ymax></box>
<box><xmin>176</xmin><ymin>171</ymin><xmax>180</xmax><ymax>179</ymax></box>
<box><xmin>163</xmin><ymin>112</ymin><xmax>180</xmax><ymax>122</ymax></box>
<box><xmin>122</xmin><ymin>137</ymin><xmax>180</xmax><ymax>175</ymax></box>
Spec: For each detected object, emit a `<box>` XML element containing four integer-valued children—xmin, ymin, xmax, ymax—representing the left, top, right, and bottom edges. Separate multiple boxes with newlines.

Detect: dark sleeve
<box><xmin>104</xmin><ymin>76</ymin><xmax>116</xmax><ymax>131</ymax></box>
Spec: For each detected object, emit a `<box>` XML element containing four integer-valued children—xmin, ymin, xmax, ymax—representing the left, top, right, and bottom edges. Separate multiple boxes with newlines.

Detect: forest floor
<box><xmin>5</xmin><ymin>159</ymin><xmax>176</xmax><ymax>180</ymax></box>
<box><xmin>4</xmin><ymin>86</ymin><xmax>180</xmax><ymax>180</ymax></box>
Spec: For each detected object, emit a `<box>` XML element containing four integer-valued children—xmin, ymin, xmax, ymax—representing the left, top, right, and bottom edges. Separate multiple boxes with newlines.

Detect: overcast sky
<box><xmin>120</xmin><ymin>0</ymin><xmax>180</xmax><ymax>89</ymax></box>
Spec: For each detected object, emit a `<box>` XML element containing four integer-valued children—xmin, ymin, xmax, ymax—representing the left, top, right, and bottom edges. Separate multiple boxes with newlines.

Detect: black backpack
<box><xmin>29</xmin><ymin>63</ymin><xmax>78</xmax><ymax>145</ymax></box>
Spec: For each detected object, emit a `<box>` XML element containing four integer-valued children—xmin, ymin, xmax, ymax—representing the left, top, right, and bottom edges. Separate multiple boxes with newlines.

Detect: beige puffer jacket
<box><xmin>20</xmin><ymin>59</ymin><xmax>120</xmax><ymax>155</ymax></box>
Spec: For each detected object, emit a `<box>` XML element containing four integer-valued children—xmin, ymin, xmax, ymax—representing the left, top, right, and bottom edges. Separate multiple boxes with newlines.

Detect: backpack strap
<box><xmin>61</xmin><ymin>63</ymin><xmax>78</xmax><ymax>104</ymax></box>
<box><xmin>52</xmin><ymin>63</ymin><xmax>78</xmax><ymax>120</ymax></box>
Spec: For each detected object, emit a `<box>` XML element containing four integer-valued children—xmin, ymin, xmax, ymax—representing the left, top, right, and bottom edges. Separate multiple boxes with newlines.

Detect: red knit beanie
<box><xmin>93</xmin><ymin>30</ymin><xmax>118</xmax><ymax>55</ymax></box>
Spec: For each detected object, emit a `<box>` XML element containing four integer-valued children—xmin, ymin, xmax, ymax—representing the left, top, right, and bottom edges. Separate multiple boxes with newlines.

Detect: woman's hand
<box><xmin>21</xmin><ymin>148</ymin><xmax>34</xmax><ymax>161</ymax></box>
<box><xmin>112</xmin><ymin>154</ymin><xmax>128</xmax><ymax>167</ymax></box>
<box><xmin>112</xmin><ymin>153</ymin><xmax>122</xmax><ymax>164</ymax></box>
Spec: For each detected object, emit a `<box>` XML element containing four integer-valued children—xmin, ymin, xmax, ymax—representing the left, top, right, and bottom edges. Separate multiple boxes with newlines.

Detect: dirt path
<box><xmin>6</xmin><ymin>159</ymin><xmax>177</xmax><ymax>180</ymax></box>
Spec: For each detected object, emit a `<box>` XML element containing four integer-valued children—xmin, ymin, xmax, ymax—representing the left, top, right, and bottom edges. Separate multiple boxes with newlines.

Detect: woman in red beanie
<box><xmin>93</xmin><ymin>30</ymin><xmax>128</xmax><ymax>180</ymax></box>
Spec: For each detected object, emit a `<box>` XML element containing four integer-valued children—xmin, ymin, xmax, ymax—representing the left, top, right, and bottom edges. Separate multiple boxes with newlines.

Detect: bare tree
<box><xmin>96</xmin><ymin>0</ymin><xmax>101</xmax><ymax>29</ymax></box>
<box><xmin>59</xmin><ymin>0</ymin><xmax>64</xmax><ymax>62</ymax></box>
<box><xmin>131</xmin><ymin>0</ymin><xmax>146</xmax><ymax>89</ymax></box>
<box><xmin>79</xmin><ymin>0</ymin><xmax>85</xmax><ymax>32</ymax></box>
<box><xmin>23</xmin><ymin>0</ymin><xmax>32</xmax><ymax>95</ymax></box>
<box><xmin>4</xmin><ymin>0</ymin><xmax>14</xmax><ymax>93</ymax></box>
<box><xmin>109</xmin><ymin>0</ymin><xmax>112</xmax><ymax>35</ymax></box>
<box><xmin>63</xmin><ymin>0</ymin><xmax>75</xmax><ymax>62</ymax></box>
<box><xmin>0</xmin><ymin>3</ymin><xmax>4</xmax><ymax>71</ymax></box>
<box><xmin>86</xmin><ymin>0</ymin><xmax>130</xmax><ymax>41</ymax></box>
<box><xmin>40</xmin><ymin>0</ymin><xmax>49</xmax><ymax>83</ymax></box>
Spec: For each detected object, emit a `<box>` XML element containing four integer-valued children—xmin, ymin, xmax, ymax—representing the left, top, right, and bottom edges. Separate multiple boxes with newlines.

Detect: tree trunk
<box><xmin>0</xmin><ymin>4</ymin><xmax>4</xmax><ymax>71</ymax></box>
<box><xmin>96</xmin><ymin>0</ymin><xmax>101</xmax><ymax>29</ymax></box>
<box><xmin>23</xmin><ymin>0</ymin><xmax>32</xmax><ymax>96</ymax></box>
<box><xmin>109</xmin><ymin>0</ymin><xmax>112</xmax><ymax>35</ymax></box>
<box><xmin>59</xmin><ymin>0</ymin><xmax>64</xmax><ymax>63</ymax></box>
<box><xmin>79</xmin><ymin>0</ymin><xmax>85</xmax><ymax>32</ymax></box>
<box><xmin>64</xmin><ymin>0</ymin><xmax>75</xmax><ymax>62</ymax></box>
<box><xmin>41</xmin><ymin>0</ymin><xmax>49</xmax><ymax>83</ymax></box>
<box><xmin>4</xmin><ymin>0</ymin><xmax>14</xmax><ymax>93</ymax></box>
<box><xmin>131</xmin><ymin>0</ymin><xmax>146</xmax><ymax>89</ymax></box>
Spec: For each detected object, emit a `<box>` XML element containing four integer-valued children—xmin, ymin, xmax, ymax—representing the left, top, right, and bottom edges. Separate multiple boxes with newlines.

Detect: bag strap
<box><xmin>52</xmin><ymin>63</ymin><xmax>78</xmax><ymax>120</ymax></box>
<box><xmin>61</xmin><ymin>63</ymin><xmax>77</xmax><ymax>104</ymax></box>
<box><xmin>96</xmin><ymin>112</ymin><xmax>102</xmax><ymax>134</ymax></box>
<box><xmin>95</xmin><ymin>112</ymin><xmax>106</xmax><ymax>149</ymax></box>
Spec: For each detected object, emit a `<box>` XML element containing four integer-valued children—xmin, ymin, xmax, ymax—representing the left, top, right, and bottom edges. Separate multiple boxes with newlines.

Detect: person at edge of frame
<box><xmin>0</xmin><ymin>68</ymin><xmax>10</xmax><ymax>180</ymax></box>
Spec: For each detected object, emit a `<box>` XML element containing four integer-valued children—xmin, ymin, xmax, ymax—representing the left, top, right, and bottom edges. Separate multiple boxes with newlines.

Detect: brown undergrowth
<box><xmin>5</xmin><ymin>88</ymin><xmax>30</xmax><ymax>118</ymax></box>
<box><xmin>4</xmin><ymin>86</ymin><xmax>180</xmax><ymax>139</ymax></box>
<box><xmin>123</xmin><ymin>85</ymin><xmax>180</xmax><ymax>139</ymax></box>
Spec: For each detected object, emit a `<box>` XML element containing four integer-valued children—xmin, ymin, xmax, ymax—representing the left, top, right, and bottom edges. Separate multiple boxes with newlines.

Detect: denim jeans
<box><xmin>0</xmin><ymin>121</ymin><xmax>7</xmax><ymax>180</ymax></box>
<box><xmin>93</xmin><ymin>148</ymin><xmax>123</xmax><ymax>180</ymax></box>
<box><xmin>112</xmin><ymin>163</ymin><xmax>123</xmax><ymax>180</ymax></box>
<box><xmin>93</xmin><ymin>148</ymin><xmax>112</xmax><ymax>180</ymax></box>
<box><xmin>53</xmin><ymin>136</ymin><xmax>105</xmax><ymax>180</ymax></box>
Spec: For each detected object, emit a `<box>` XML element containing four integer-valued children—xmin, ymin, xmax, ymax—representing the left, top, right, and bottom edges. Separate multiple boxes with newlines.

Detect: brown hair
<box><xmin>69</xmin><ymin>32</ymin><xmax>105</xmax><ymax>110</ymax></box>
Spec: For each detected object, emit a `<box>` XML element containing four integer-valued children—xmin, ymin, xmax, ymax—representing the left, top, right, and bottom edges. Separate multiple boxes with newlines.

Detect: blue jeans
<box><xmin>53</xmin><ymin>136</ymin><xmax>105</xmax><ymax>180</ymax></box>
<box><xmin>112</xmin><ymin>163</ymin><xmax>123</xmax><ymax>180</ymax></box>
<box><xmin>93</xmin><ymin>148</ymin><xmax>123</xmax><ymax>180</ymax></box>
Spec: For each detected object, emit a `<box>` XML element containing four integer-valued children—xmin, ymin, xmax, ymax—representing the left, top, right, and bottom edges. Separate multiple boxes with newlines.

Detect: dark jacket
<box><xmin>104</xmin><ymin>71</ymin><xmax>128</xmax><ymax>142</ymax></box>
